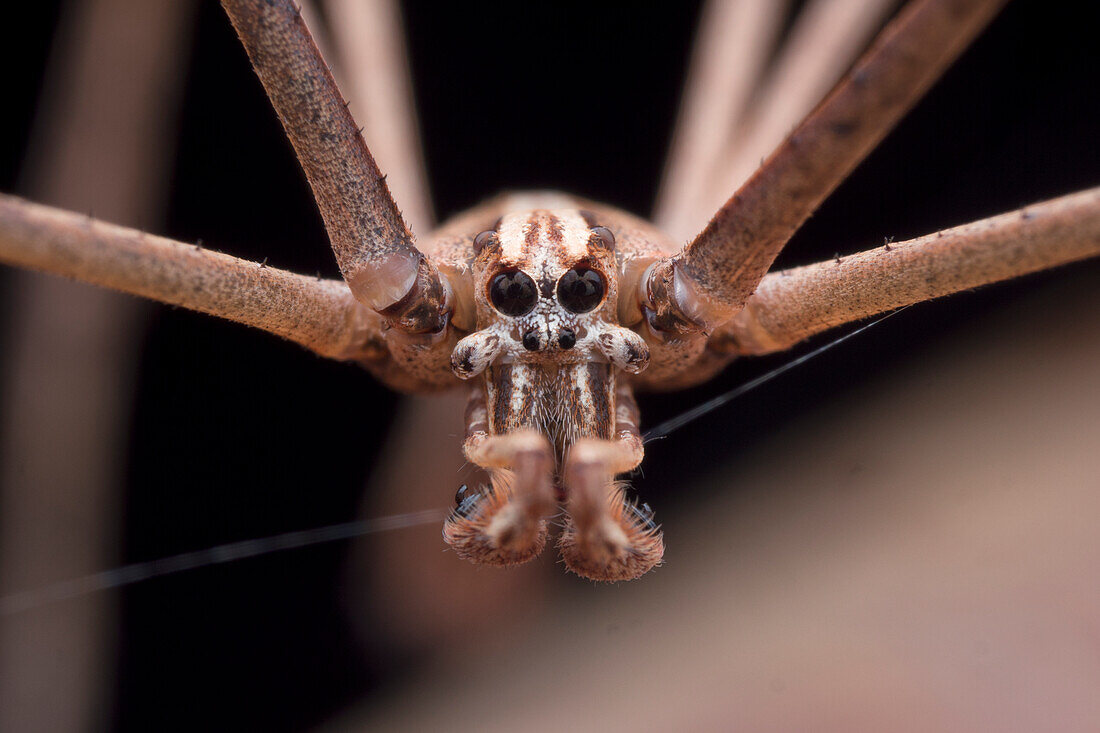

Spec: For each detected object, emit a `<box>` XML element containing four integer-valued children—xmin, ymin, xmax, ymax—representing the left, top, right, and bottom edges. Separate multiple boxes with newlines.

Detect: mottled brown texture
<box><xmin>485</xmin><ymin>363</ymin><xmax>615</xmax><ymax>468</ymax></box>
<box><xmin>649</xmin><ymin>0</ymin><xmax>1007</xmax><ymax>334</ymax></box>
<box><xmin>322</xmin><ymin>0</ymin><xmax>434</xmax><ymax>235</ymax></box>
<box><xmin>719</xmin><ymin>186</ymin><xmax>1100</xmax><ymax>355</ymax></box>
<box><xmin>0</xmin><ymin>194</ymin><xmax>379</xmax><ymax>361</ymax></box>
<box><xmin>529</xmin><ymin>197</ymin><xmax>709</xmax><ymax>388</ymax></box>
<box><xmin>219</xmin><ymin>0</ymin><xmax>447</xmax><ymax>332</ymax></box>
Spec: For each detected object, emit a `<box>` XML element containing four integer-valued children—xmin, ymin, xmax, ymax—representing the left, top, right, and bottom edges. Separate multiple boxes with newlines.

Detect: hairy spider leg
<box><xmin>559</xmin><ymin>385</ymin><xmax>663</xmax><ymax>582</ymax></box>
<box><xmin>442</xmin><ymin>390</ymin><xmax>556</xmax><ymax>565</ymax></box>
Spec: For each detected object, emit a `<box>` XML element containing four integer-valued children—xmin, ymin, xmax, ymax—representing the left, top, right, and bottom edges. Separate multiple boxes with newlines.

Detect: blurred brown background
<box><xmin>1</xmin><ymin>1</ymin><xmax>1098</xmax><ymax>731</ymax></box>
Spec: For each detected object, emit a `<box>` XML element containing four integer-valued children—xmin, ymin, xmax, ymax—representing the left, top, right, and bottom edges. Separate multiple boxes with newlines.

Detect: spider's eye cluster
<box><xmin>557</xmin><ymin>267</ymin><xmax>605</xmax><ymax>313</ymax></box>
<box><xmin>489</xmin><ymin>270</ymin><xmax>538</xmax><ymax>316</ymax></box>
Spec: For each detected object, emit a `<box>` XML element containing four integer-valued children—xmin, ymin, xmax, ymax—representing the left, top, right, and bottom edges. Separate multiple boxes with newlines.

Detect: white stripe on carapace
<box><xmin>496</xmin><ymin>209</ymin><xmax>592</xmax><ymax>267</ymax></box>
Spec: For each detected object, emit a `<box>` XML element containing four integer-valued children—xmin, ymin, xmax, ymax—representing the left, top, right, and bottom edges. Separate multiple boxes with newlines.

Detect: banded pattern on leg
<box><xmin>443</xmin><ymin>390</ymin><xmax>555</xmax><ymax>566</ymax></box>
<box><xmin>559</xmin><ymin>385</ymin><xmax>662</xmax><ymax>582</ymax></box>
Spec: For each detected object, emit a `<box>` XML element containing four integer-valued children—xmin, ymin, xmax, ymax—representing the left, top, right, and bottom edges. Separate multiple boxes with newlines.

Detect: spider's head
<box><xmin>450</xmin><ymin>209</ymin><xmax>649</xmax><ymax>378</ymax></box>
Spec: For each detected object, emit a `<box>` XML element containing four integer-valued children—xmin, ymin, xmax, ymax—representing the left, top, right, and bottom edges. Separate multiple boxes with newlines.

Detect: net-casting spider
<box><xmin>1</xmin><ymin>0</ymin><xmax>1097</xmax><ymax>584</ymax></box>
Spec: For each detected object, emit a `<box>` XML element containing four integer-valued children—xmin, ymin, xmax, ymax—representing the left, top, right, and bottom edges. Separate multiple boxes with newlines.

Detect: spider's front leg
<box><xmin>442</xmin><ymin>389</ymin><xmax>556</xmax><ymax>566</ymax></box>
<box><xmin>559</xmin><ymin>386</ymin><xmax>664</xmax><ymax>582</ymax></box>
<box><xmin>222</xmin><ymin>0</ymin><xmax>460</xmax><ymax>389</ymax></box>
<box><xmin>643</xmin><ymin>0</ymin><xmax>1006</xmax><ymax>347</ymax></box>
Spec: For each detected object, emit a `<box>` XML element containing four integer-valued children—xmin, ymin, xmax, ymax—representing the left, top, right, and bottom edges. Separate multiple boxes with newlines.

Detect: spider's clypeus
<box><xmin>1</xmin><ymin>0</ymin><xmax>1098</xmax><ymax>585</ymax></box>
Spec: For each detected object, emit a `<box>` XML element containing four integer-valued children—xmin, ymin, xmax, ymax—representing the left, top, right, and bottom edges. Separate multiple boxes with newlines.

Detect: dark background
<box><xmin>2</xmin><ymin>1</ymin><xmax>1098</xmax><ymax>730</ymax></box>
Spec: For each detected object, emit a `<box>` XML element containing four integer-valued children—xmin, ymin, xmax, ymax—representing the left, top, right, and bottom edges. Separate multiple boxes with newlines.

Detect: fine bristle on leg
<box><xmin>643</xmin><ymin>0</ymin><xmax>1007</xmax><ymax>338</ymax></box>
<box><xmin>220</xmin><ymin>0</ymin><xmax>449</xmax><ymax>334</ymax></box>
<box><xmin>716</xmin><ymin>187</ymin><xmax>1100</xmax><ymax>356</ymax></box>
<box><xmin>559</xmin><ymin>439</ymin><xmax>664</xmax><ymax>582</ymax></box>
<box><xmin>443</xmin><ymin>430</ymin><xmax>555</xmax><ymax>566</ymax></box>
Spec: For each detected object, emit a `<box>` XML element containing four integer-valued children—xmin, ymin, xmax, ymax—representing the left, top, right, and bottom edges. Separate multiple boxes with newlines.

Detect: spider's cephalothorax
<box><xmin>454</xmin><ymin>209</ymin><xmax>648</xmax><ymax>452</ymax></box>
<box><xmin>442</xmin><ymin>206</ymin><xmax>663</xmax><ymax>581</ymax></box>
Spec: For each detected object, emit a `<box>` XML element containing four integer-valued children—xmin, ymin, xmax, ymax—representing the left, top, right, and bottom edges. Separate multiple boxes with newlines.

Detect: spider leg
<box><xmin>1</xmin><ymin>1</ymin><xmax>459</xmax><ymax>391</ymax></box>
<box><xmin>220</xmin><ymin>0</ymin><xmax>449</xmax><ymax>336</ymax></box>
<box><xmin>318</xmin><ymin>0</ymin><xmax>433</xmax><ymax>236</ymax></box>
<box><xmin>718</xmin><ymin>187</ymin><xmax>1100</xmax><ymax>357</ymax></box>
<box><xmin>643</xmin><ymin>0</ymin><xmax>1006</xmax><ymax>342</ymax></box>
<box><xmin>694</xmin><ymin>0</ymin><xmax>897</xmax><ymax>236</ymax></box>
<box><xmin>656</xmin><ymin>0</ymin><xmax>786</xmax><ymax>240</ymax></box>
<box><xmin>652</xmin><ymin>187</ymin><xmax>1100</xmax><ymax>389</ymax></box>
<box><xmin>0</xmin><ymin>195</ymin><xmax>387</xmax><ymax>364</ymax></box>
<box><xmin>443</xmin><ymin>391</ymin><xmax>556</xmax><ymax>566</ymax></box>
<box><xmin>559</xmin><ymin>386</ymin><xmax>664</xmax><ymax>582</ymax></box>
<box><xmin>0</xmin><ymin>193</ymin><xmax>466</xmax><ymax>390</ymax></box>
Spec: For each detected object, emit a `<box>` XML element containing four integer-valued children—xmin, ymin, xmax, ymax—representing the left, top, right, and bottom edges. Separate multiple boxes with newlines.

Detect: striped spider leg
<box><xmin>2</xmin><ymin>0</ymin><xmax>1099</xmax><ymax>588</ymax></box>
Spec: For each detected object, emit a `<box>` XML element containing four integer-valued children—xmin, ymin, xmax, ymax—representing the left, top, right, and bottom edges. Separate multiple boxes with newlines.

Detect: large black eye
<box><xmin>556</xmin><ymin>267</ymin><xmax>606</xmax><ymax>313</ymax></box>
<box><xmin>489</xmin><ymin>270</ymin><xmax>538</xmax><ymax>317</ymax></box>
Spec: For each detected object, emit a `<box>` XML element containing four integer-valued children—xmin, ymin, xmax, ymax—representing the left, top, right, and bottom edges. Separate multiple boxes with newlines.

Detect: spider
<box><xmin>2</xmin><ymin>0</ymin><xmax>1098</xmax><ymax>580</ymax></box>
<box><xmin>2</xmin><ymin>0</ymin><xmax>1100</xmax><ymax>726</ymax></box>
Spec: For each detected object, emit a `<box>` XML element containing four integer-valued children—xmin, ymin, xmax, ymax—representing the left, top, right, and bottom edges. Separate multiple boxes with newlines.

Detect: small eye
<box><xmin>473</xmin><ymin>230</ymin><xmax>496</xmax><ymax>254</ymax></box>
<box><xmin>489</xmin><ymin>270</ymin><xmax>538</xmax><ymax>317</ymax></box>
<box><xmin>556</xmin><ymin>267</ymin><xmax>606</xmax><ymax>313</ymax></box>
<box><xmin>591</xmin><ymin>226</ymin><xmax>615</xmax><ymax>251</ymax></box>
